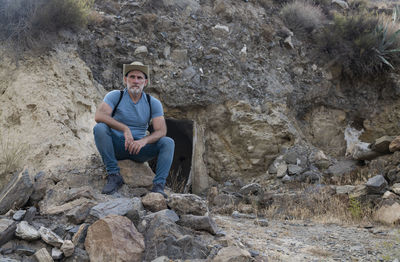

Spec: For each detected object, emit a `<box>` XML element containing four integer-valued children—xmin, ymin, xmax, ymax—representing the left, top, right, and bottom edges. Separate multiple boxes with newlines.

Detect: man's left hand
<box><xmin>128</xmin><ymin>139</ymin><xmax>147</xmax><ymax>155</ymax></box>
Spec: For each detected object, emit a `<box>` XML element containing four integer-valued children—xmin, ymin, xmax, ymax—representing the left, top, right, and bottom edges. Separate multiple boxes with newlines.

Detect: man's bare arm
<box><xmin>94</xmin><ymin>102</ymin><xmax>134</xmax><ymax>149</ymax></box>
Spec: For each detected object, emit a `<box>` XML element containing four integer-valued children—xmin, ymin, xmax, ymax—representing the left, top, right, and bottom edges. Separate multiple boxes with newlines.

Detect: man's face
<box><xmin>124</xmin><ymin>70</ymin><xmax>147</xmax><ymax>95</ymax></box>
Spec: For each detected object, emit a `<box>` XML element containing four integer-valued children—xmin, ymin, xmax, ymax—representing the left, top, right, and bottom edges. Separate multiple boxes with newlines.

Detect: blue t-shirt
<box><xmin>104</xmin><ymin>89</ymin><xmax>163</xmax><ymax>139</ymax></box>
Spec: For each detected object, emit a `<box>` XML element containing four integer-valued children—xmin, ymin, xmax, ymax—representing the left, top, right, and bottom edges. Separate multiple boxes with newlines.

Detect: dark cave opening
<box><xmin>149</xmin><ymin>119</ymin><xmax>193</xmax><ymax>193</ymax></box>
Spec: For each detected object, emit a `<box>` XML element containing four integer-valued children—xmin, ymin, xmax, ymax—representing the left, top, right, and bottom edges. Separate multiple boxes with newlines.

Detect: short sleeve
<box><xmin>104</xmin><ymin>90</ymin><xmax>122</xmax><ymax>110</ymax></box>
<box><xmin>150</xmin><ymin>97</ymin><xmax>164</xmax><ymax>119</ymax></box>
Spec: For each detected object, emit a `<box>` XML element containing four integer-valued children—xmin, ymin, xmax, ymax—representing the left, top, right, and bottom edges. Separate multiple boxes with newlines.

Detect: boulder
<box><xmin>15</xmin><ymin>221</ymin><xmax>40</xmax><ymax>240</ymax></box>
<box><xmin>366</xmin><ymin>175</ymin><xmax>388</xmax><ymax>194</ymax></box>
<box><xmin>118</xmin><ymin>160</ymin><xmax>154</xmax><ymax>188</ymax></box>
<box><xmin>144</xmin><ymin>215</ymin><xmax>209</xmax><ymax>260</ymax></box>
<box><xmin>168</xmin><ymin>194</ymin><xmax>208</xmax><ymax>216</ymax></box>
<box><xmin>142</xmin><ymin>193</ymin><xmax>167</xmax><ymax>212</ymax></box>
<box><xmin>0</xmin><ymin>218</ymin><xmax>16</xmax><ymax>246</ymax></box>
<box><xmin>89</xmin><ymin>198</ymin><xmax>136</xmax><ymax>219</ymax></box>
<box><xmin>370</xmin><ymin>136</ymin><xmax>395</xmax><ymax>153</ymax></box>
<box><xmin>374</xmin><ymin>202</ymin><xmax>400</xmax><ymax>225</ymax></box>
<box><xmin>85</xmin><ymin>215</ymin><xmax>145</xmax><ymax>262</ymax></box>
<box><xmin>0</xmin><ymin>168</ymin><xmax>34</xmax><ymax>215</ymax></box>
<box><xmin>389</xmin><ymin>136</ymin><xmax>400</xmax><ymax>152</ymax></box>
<box><xmin>213</xmin><ymin>246</ymin><xmax>252</xmax><ymax>262</ymax></box>
<box><xmin>178</xmin><ymin>215</ymin><xmax>219</xmax><ymax>235</ymax></box>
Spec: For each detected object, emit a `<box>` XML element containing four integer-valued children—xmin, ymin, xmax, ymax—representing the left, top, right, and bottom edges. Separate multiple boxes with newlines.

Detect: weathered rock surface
<box><xmin>370</xmin><ymin>136</ymin><xmax>395</xmax><ymax>153</ymax></box>
<box><xmin>389</xmin><ymin>136</ymin><xmax>400</xmax><ymax>152</ymax></box>
<box><xmin>178</xmin><ymin>215</ymin><xmax>219</xmax><ymax>235</ymax></box>
<box><xmin>85</xmin><ymin>215</ymin><xmax>145</xmax><ymax>262</ymax></box>
<box><xmin>88</xmin><ymin>198</ymin><xmax>136</xmax><ymax>219</ymax></box>
<box><xmin>168</xmin><ymin>194</ymin><xmax>208</xmax><ymax>215</ymax></box>
<box><xmin>0</xmin><ymin>169</ymin><xmax>34</xmax><ymax>215</ymax></box>
<box><xmin>143</xmin><ymin>215</ymin><xmax>209</xmax><ymax>261</ymax></box>
<box><xmin>213</xmin><ymin>246</ymin><xmax>252</xmax><ymax>262</ymax></box>
<box><xmin>61</xmin><ymin>240</ymin><xmax>75</xmax><ymax>257</ymax></box>
<box><xmin>34</xmin><ymin>248</ymin><xmax>54</xmax><ymax>262</ymax></box>
<box><xmin>38</xmin><ymin>226</ymin><xmax>64</xmax><ymax>248</ymax></box>
<box><xmin>366</xmin><ymin>175</ymin><xmax>388</xmax><ymax>194</ymax></box>
<box><xmin>118</xmin><ymin>160</ymin><xmax>154</xmax><ymax>188</ymax></box>
<box><xmin>141</xmin><ymin>193</ymin><xmax>167</xmax><ymax>212</ymax></box>
<box><xmin>374</xmin><ymin>202</ymin><xmax>400</xmax><ymax>225</ymax></box>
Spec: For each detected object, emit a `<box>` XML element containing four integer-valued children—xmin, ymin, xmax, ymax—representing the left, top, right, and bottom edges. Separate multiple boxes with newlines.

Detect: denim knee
<box><xmin>93</xmin><ymin>122</ymin><xmax>110</xmax><ymax>136</ymax></box>
<box><xmin>159</xmin><ymin>136</ymin><xmax>175</xmax><ymax>150</ymax></box>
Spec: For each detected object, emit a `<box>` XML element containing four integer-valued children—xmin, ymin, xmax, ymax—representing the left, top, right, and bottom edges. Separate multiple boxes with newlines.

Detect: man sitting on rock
<box><xmin>93</xmin><ymin>61</ymin><xmax>174</xmax><ymax>197</ymax></box>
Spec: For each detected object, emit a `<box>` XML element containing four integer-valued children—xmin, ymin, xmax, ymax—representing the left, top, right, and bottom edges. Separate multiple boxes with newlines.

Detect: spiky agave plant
<box><xmin>373</xmin><ymin>5</ymin><xmax>400</xmax><ymax>70</ymax></box>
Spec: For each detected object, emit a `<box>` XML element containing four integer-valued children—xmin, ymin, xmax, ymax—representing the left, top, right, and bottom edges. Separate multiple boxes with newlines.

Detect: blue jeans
<box><xmin>93</xmin><ymin>123</ymin><xmax>175</xmax><ymax>185</ymax></box>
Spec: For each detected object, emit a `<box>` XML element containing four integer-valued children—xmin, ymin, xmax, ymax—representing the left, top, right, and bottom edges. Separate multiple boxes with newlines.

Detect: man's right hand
<box><xmin>124</xmin><ymin>129</ymin><xmax>134</xmax><ymax>151</ymax></box>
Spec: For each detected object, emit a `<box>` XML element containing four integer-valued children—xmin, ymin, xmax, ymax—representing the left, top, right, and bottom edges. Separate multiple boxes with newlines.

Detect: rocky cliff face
<box><xmin>0</xmin><ymin>46</ymin><xmax>103</xmax><ymax>177</ymax></box>
<box><xmin>1</xmin><ymin>0</ymin><xmax>400</xmax><ymax>195</ymax></box>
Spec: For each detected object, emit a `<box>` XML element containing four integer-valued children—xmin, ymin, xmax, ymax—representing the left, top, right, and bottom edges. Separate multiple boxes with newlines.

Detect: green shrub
<box><xmin>281</xmin><ymin>0</ymin><xmax>325</xmax><ymax>34</ymax></box>
<box><xmin>0</xmin><ymin>0</ymin><xmax>93</xmax><ymax>62</ymax></box>
<box><xmin>318</xmin><ymin>10</ymin><xmax>400</xmax><ymax>78</ymax></box>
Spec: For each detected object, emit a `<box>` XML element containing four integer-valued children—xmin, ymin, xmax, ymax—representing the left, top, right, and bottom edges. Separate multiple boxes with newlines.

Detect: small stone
<box><xmin>370</xmin><ymin>136</ymin><xmax>395</xmax><ymax>153</ymax></box>
<box><xmin>61</xmin><ymin>240</ymin><xmax>75</xmax><ymax>257</ymax></box>
<box><xmin>284</xmin><ymin>36</ymin><xmax>294</xmax><ymax>49</ymax></box>
<box><xmin>389</xmin><ymin>136</ymin><xmax>400</xmax><ymax>152</ymax></box>
<box><xmin>52</xmin><ymin>248</ymin><xmax>63</xmax><ymax>260</ymax></box>
<box><xmin>287</xmin><ymin>164</ymin><xmax>303</xmax><ymax>175</ymax></box>
<box><xmin>12</xmin><ymin>210</ymin><xmax>26</xmax><ymax>221</ymax></box>
<box><xmin>15</xmin><ymin>245</ymin><xmax>35</xmax><ymax>256</ymax></box>
<box><xmin>142</xmin><ymin>193</ymin><xmax>167</xmax><ymax>212</ymax></box>
<box><xmin>171</xmin><ymin>49</ymin><xmax>188</xmax><ymax>63</ymax></box>
<box><xmin>39</xmin><ymin>226</ymin><xmax>64</xmax><ymax>247</ymax></box>
<box><xmin>332</xmin><ymin>0</ymin><xmax>349</xmax><ymax>9</ymax></box>
<box><xmin>276</xmin><ymin>162</ymin><xmax>288</xmax><ymax>178</ymax></box>
<box><xmin>336</xmin><ymin>185</ymin><xmax>355</xmax><ymax>195</ymax></box>
<box><xmin>34</xmin><ymin>248</ymin><xmax>54</xmax><ymax>262</ymax></box>
<box><xmin>134</xmin><ymin>46</ymin><xmax>148</xmax><ymax>56</ymax></box>
<box><xmin>0</xmin><ymin>219</ymin><xmax>14</xmax><ymax>234</ymax></box>
<box><xmin>15</xmin><ymin>221</ymin><xmax>40</xmax><ymax>240</ymax></box>
<box><xmin>255</xmin><ymin>219</ymin><xmax>269</xmax><ymax>227</ymax></box>
<box><xmin>392</xmin><ymin>183</ymin><xmax>400</xmax><ymax>194</ymax></box>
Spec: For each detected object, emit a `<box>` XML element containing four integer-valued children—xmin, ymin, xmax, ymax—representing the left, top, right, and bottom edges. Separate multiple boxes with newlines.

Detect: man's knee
<box><xmin>93</xmin><ymin>122</ymin><xmax>110</xmax><ymax>136</ymax></box>
<box><xmin>159</xmin><ymin>136</ymin><xmax>175</xmax><ymax>150</ymax></box>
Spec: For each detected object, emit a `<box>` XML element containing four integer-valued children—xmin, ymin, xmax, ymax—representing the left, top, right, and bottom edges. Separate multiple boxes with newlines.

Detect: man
<box><xmin>93</xmin><ymin>61</ymin><xmax>175</xmax><ymax>197</ymax></box>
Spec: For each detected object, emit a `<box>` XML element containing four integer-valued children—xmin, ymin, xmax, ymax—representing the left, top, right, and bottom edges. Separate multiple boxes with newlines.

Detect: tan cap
<box><xmin>123</xmin><ymin>61</ymin><xmax>150</xmax><ymax>85</ymax></box>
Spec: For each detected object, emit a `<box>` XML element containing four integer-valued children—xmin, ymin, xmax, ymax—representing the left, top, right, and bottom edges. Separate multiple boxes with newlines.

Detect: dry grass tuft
<box><xmin>281</xmin><ymin>0</ymin><xmax>325</xmax><ymax>34</ymax></box>
<box><xmin>0</xmin><ymin>133</ymin><xmax>28</xmax><ymax>177</ymax></box>
<box><xmin>262</xmin><ymin>187</ymin><xmax>375</xmax><ymax>224</ymax></box>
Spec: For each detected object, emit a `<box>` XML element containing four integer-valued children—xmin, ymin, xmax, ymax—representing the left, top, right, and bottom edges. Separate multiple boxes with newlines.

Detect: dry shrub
<box><xmin>0</xmin><ymin>0</ymin><xmax>93</xmax><ymax>63</ymax></box>
<box><xmin>262</xmin><ymin>186</ymin><xmax>374</xmax><ymax>224</ymax></box>
<box><xmin>0</xmin><ymin>133</ymin><xmax>27</xmax><ymax>177</ymax></box>
<box><xmin>317</xmin><ymin>8</ymin><xmax>400</xmax><ymax>78</ymax></box>
<box><xmin>281</xmin><ymin>0</ymin><xmax>325</xmax><ymax>34</ymax></box>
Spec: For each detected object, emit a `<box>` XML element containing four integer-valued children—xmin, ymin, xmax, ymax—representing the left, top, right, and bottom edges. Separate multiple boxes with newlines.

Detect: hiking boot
<box><xmin>151</xmin><ymin>183</ymin><xmax>168</xmax><ymax>198</ymax></box>
<box><xmin>102</xmin><ymin>173</ymin><xmax>124</xmax><ymax>194</ymax></box>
